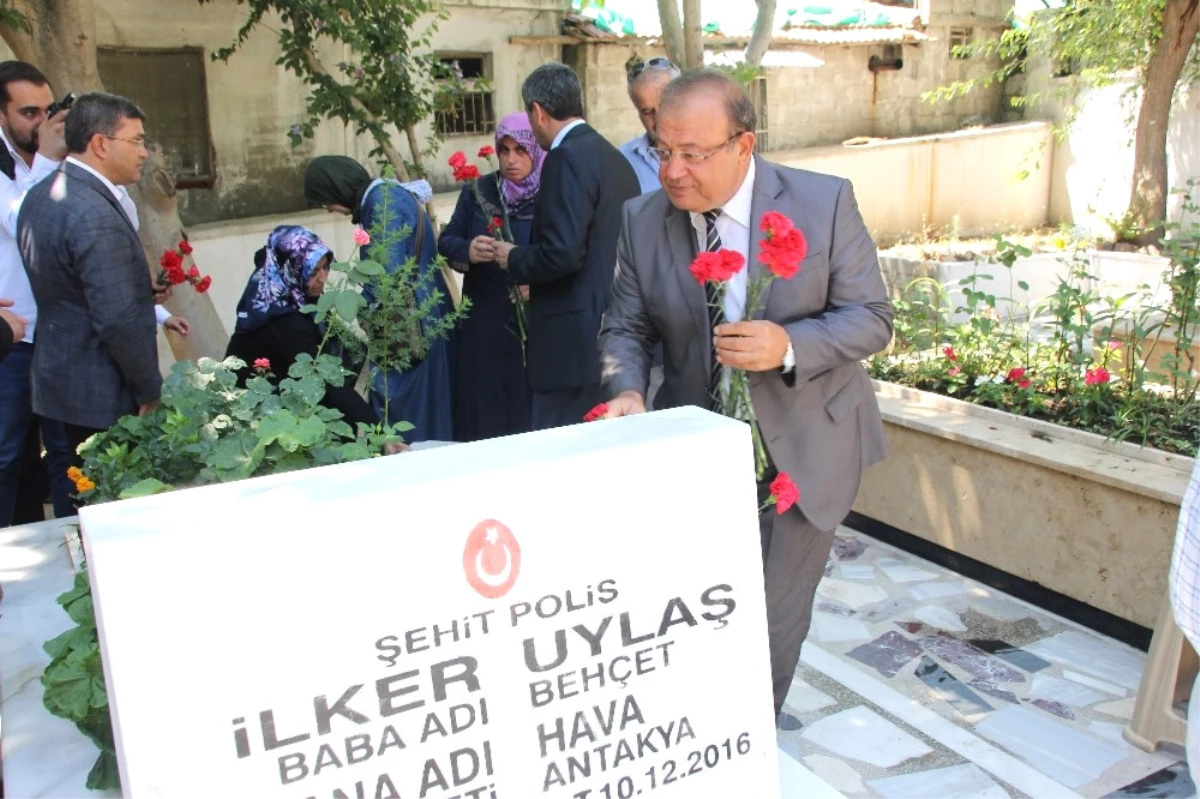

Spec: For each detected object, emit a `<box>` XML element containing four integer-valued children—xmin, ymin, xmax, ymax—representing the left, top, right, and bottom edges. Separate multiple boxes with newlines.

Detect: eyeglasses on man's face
<box><xmin>627</xmin><ymin>56</ymin><xmax>675</xmax><ymax>82</ymax></box>
<box><xmin>651</xmin><ymin>131</ymin><xmax>745</xmax><ymax>167</ymax></box>
<box><xmin>104</xmin><ymin>135</ymin><xmax>148</xmax><ymax>151</ymax></box>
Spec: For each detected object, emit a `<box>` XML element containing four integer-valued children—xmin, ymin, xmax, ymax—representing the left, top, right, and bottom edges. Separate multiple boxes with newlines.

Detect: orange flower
<box><xmin>66</xmin><ymin>466</ymin><xmax>83</xmax><ymax>482</ymax></box>
<box><xmin>75</xmin><ymin>476</ymin><xmax>95</xmax><ymax>493</ymax></box>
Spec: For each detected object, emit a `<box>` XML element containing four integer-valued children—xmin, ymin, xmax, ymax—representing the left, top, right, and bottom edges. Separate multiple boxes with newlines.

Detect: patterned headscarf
<box><xmin>234</xmin><ymin>225</ymin><xmax>332</xmax><ymax>334</ymax></box>
<box><xmin>495</xmin><ymin>112</ymin><xmax>545</xmax><ymax>210</ymax></box>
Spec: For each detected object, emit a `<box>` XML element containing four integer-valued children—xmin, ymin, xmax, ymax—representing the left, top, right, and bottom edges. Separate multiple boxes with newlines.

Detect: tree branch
<box><xmin>744</xmin><ymin>0</ymin><xmax>776</xmax><ymax>67</ymax></box>
<box><xmin>682</xmin><ymin>0</ymin><xmax>704</xmax><ymax>69</ymax></box>
<box><xmin>656</xmin><ymin>0</ymin><xmax>686</xmax><ymax>67</ymax></box>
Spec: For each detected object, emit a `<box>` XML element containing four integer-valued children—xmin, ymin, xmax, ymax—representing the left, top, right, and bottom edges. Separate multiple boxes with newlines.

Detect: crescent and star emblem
<box><xmin>463</xmin><ymin>520</ymin><xmax>521</xmax><ymax>598</ymax></box>
<box><xmin>475</xmin><ymin>526</ymin><xmax>513</xmax><ymax>587</ymax></box>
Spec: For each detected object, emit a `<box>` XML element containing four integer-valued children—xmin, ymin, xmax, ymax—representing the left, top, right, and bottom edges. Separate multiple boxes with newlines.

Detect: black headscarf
<box><xmin>304</xmin><ymin>156</ymin><xmax>372</xmax><ymax>224</ymax></box>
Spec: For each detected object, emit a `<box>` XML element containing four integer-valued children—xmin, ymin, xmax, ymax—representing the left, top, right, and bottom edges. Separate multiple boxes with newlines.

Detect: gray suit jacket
<box><xmin>19</xmin><ymin>161</ymin><xmax>160</xmax><ymax>429</ymax></box>
<box><xmin>599</xmin><ymin>157</ymin><xmax>893</xmax><ymax>531</ymax></box>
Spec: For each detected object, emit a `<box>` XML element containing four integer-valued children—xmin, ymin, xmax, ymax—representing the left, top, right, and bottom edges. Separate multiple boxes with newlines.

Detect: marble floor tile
<box><xmin>859</xmin><ymin>597</ymin><xmax>921</xmax><ymax>624</ymax></box>
<box><xmin>801</xmin><ymin>705</ymin><xmax>933</xmax><ymax>769</ymax></box>
<box><xmin>1088</xmin><ymin>720</ymin><xmax>1132</xmax><ymax>747</ymax></box>
<box><xmin>815</xmin><ymin>600</ymin><xmax>857</xmax><ymax>617</ymax></box>
<box><xmin>818</xmin><ymin>578</ymin><xmax>889</xmax><ymax>610</ymax></box>
<box><xmin>967</xmin><ymin>596</ymin><xmax>1035</xmax><ymax>622</ymax></box>
<box><xmin>1030</xmin><ymin>697</ymin><xmax>1076</xmax><ymax>720</ymax></box>
<box><xmin>811</xmin><ymin>614</ymin><xmax>873</xmax><ymax>643</ymax></box>
<box><xmin>914</xmin><ymin>656</ymin><xmax>995</xmax><ymax>717</ymax></box>
<box><xmin>969</xmin><ymin>679</ymin><xmax>1020</xmax><ymax>705</ymax></box>
<box><xmin>879</xmin><ymin>558</ymin><xmax>939</xmax><ymax>584</ymax></box>
<box><xmin>909</xmin><ymin>580</ymin><xmax>974</xmax><ymax>601</ymax></box>
<box><xmin>958</xmin><ymin>608</ymin><xmax>1051</xmax><ymax>648</ymax></box>
<box><xmin>913</xmin><ymin>605</ymin><xmax>968</xmax><ymax>633</ymax></box>
<box><xmin>1025</xmin><ymin>630</ymin><xmax>1146</xmax><ymax>691</ymax></box>
<box><xmin>778</xmin><ymin>712</ymin><xmax>804</xmax><ymax>731</ymax></box>
<box><xmin>1029</xmin><ymin>673</ymin><xmax>1106</xmax><ymax>707</ymax></box>
<box><xmin>847</xmin><ymin>631</ymin><xmax>924</xmax><ymax>678</ymax></box>
<box><xmin>840</xmin><ymin>563</ymin><xmax>877</xmax><ymax>581</ymax></box>
<box><xmin>1094</xmin><ymin>697</ymin><xmax>1138</xmax><ymax>721</ymax></box>
<box><xmin>918</xmin><ymin>634</ymin><xmax>1027</xmax><ymax>683</ymax></box>
<box><xmin>785</xmin><ymin>679</ymin><xmax>838</xmax><ymax>714</ymax></box>
<box><xmin>975</xmin><ymin>705</ymin><xmax>1128</xmax><ymax>788</ymax></box>
<box><xmin>970</xmin><ymin>638</ymin><xmax>1053</xmax><ymax>673</ymax></box>
<box><xmin>868</xmin><ymin>763</ymin><xmax>1011</xmax><ymax>799</ymax></box>
<box><xmin>803</xmin><ymin>753</ymin><xmax>870</xmax><ymax>797</ymax></box>
<box><xmin>1063</xmin><ymin>669</ymin><xmax>1128</xmax><ymax>697</ymax></box>
<box><xmin>1103</xmin><ymin>763</ymin><xmax>1197</xmax><ymax>798</ymax></box>
<box><xmin>833</xmin><ymin>535</ymin><xmax>868</xmax><ymax>561</ymax></box>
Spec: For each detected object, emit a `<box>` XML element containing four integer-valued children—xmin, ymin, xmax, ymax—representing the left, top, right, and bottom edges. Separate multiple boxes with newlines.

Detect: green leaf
<box><xmin>354</xmin><ymin>259</ymin><xmax>386</xmax><ymax>277</ymax></box>
<box><xmin>44</xmin><ymin>625</ymin><xmax>95</xmax><ymax>660</ymax></box>
<box><xmin>294</xmin><ymin>374</ymin><xmax>327</xmax><ymax>406</ymax></box>
<box><xmin>117</xmin><ymin>478</ymin><xmax>173</xmax><ymax>500</ymax></box>
<box><xmin>209</xmin><ymin>433</ymin><xmax>264</xmax><ymax>479</ymax></box>
<box><xmin>333</xmin><ymin>290</ymin><xmax>363</xmax><ymax>322</ymax></box>
<box><xmin>85</xmin><ymin>751</ymin><xmax>121</xmax><ymax>791</ymax></box>
<box><xmin>255</xmin><ymin>410</ymin><xmax>298</xmax><ymax>446</ymax></box>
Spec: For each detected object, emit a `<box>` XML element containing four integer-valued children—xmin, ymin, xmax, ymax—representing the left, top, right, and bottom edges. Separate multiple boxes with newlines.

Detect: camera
<box><xmin>46</xmin><ymin>92</ymin><xmax>75</xmax><ymax>118</ymax></box>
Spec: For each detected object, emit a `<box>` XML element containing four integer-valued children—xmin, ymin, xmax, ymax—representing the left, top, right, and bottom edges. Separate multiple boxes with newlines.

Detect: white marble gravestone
<box><xmin>80</xmin><ymin>407</ymin><xmax>780</xmax><ymax>799</ymax></box>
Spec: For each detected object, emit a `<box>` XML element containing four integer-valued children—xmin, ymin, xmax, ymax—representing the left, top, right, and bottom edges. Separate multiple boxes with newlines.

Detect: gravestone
<box><xmin>82</xmin><ymin>407</ymin><xmax>780</xmax><ymax>798</ymax></box>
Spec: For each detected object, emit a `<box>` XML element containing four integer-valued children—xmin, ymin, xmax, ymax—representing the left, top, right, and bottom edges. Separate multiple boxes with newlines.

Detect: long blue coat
<box><xmin>360</xmin><ymin>181</ymin><xmax>454</xmax><ymax>443</ymax></box>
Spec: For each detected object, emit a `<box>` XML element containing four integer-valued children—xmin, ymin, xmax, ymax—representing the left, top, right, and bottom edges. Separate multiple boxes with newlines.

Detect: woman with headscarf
<box><xmin>437</xmin><ymin>112</ymin><xmax>545</xmax><ymax>442</ymax></box>
<box><xmin>225</xmin><ymin>225</ymin><xmax>377</xmax><ymax>427</ymax></box>
<box><xmin>303</xmin><ymin>156</ymin><xmax>454</xmax><ymax>444</ymax></box>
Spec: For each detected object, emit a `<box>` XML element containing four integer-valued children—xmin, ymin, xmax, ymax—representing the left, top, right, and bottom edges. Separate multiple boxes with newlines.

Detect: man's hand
<box><xmin>714</xmin><ymin>321</ymin><xmax>790</xmax><ymax>371</ymax></box>
<box><xmin>512</xmin><ymin>284</ymin><xmax>530</xmax><ymax>303</ymax></box>
<box><xmin>40</xmin><ymin>108</ymin><xmax>68</xmax><ymax>162</ymax></box>
<box><xmin>163</xmin><ymin>315</ymin><xmax>191</xmax><ymax>339</ymax></box>
<box><xmin>137</xmin><ymin>400</ymin><xmax>160</xmax><ymax>417</ymax></box>
<box><xmin>151</xmin><ymin>279</ymin><xmax>172</xmax><ymax>305</ymax></box>
<box><xmin>468</xmin><ymin>235</ymin><xmax>495</xmax><ymax>264</ymax></box>
<box><xmin>0</xmin><ymin>304</ymin><xmax>27</xmax><ymax>342</ymax></box>
<box><xmin>490</xmin><ymin>240</ymin><xmax>516</xmax><ymax>269</ymax></box>
<box><xmin>605</xmin><ymin>390</ymin><xmax>646</xmax><ymax>418</ymax></box>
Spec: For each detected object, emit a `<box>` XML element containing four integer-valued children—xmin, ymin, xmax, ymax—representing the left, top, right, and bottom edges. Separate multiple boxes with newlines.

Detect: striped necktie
<box><xmin>703</xmin><ymin>208</ymin><xmax>724</xmax><ymax>409</ymax></box>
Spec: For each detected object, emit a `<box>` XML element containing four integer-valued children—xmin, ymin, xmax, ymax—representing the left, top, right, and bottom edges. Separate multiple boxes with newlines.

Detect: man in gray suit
<box><xmin>600</xmin><ymin>70</ymin><xmax>893</xmax><ymax>717</ymax></box>
<box><xmin>18</xmin><ymin>92</ymin><xmax>159</xmax><ymax>464</ymax></box>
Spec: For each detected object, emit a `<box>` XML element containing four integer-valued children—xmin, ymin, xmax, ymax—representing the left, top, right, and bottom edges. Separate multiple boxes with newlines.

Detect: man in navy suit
<box><xmin>490</xmin><ymin>63</ymin><xmax>640</xmax><ymax>429</ymax></box>
<box><xmin>18</xmin><ymin>92</ymin><xmax>160</xmax><ymax>465</ymax></box>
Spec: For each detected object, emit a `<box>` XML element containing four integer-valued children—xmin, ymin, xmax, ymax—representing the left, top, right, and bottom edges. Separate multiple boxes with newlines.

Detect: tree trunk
<box><xmin>744</xmin><ymin>0</ymin><xmax>776</xmax><ymax>67</ymax></box>
<box><xmin>681</xmin><ymin>0</ymin><xmax>704</xmax><ymax>69</ymax></box>
<box><xmin>656</xmin><ymin>0</ymin><xmax>686</xmax><ymax>68</ymax></box>
<box><xmin>1127</xmin><ymin>0</ymin><xmax>1199</xmax><ymax>245</ymax></box>
<box><xmin>1</xmin><ymin>0</ymin><xmax>227</xmax><ymax>362</ymax></box>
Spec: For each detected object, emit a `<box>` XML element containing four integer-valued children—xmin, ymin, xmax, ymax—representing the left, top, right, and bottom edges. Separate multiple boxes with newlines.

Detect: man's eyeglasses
<box><xmin>627</xmin><ymin>56</ymin><xmax>675</xmax><ymax>82</ymax></box>
<box><xmin>651</xmin><ymin>132</ymin><xmax>745</xmax><ymax>166</ymax></box>
<box><xmin>104</xmin><ymin>135</ymin><xmax>148</xmax><ymax>151</ymax></box>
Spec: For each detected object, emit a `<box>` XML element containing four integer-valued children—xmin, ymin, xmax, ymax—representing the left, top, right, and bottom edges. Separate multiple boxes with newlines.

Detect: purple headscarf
<box><xmin>495</xmin><ymin>112</ymin><xmax>545</xmax><ymax>210</ymax></box>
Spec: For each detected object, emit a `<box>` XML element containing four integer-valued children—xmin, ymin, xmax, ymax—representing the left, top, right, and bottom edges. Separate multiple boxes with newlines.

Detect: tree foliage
<box><xmin>199</xmin><ymin>0</ymin><xmax>467</xmax><ymax>179</ymax></box>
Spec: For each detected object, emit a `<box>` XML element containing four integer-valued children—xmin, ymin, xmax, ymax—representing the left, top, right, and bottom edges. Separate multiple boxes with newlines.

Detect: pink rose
<box><xmin>353</xmin><ymin>226</ymin><xmax>371</xmax><ymax>246</ymax></box>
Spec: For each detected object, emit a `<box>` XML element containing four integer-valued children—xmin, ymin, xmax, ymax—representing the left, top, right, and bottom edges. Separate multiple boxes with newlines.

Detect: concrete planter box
<box><xmin>854</xmin><ymin>381</ymin><xmax>1194</xmax><ymax>629</ymax></box>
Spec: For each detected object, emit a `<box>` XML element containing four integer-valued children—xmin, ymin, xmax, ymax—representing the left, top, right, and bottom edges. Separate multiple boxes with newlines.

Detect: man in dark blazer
<box><xmin>18</xmin><ymin>92</ymin><xmax>160</xmax><ymax>462</ymax></box>
<box><xmin>599</xmin><ymin>70</ymin><xmax>894</xmax><ymax>718</ymax></box>
<box><xmin>491</xmin><ymin>63</ymin><xmax>639</xmax><ymax>429</ymax></box>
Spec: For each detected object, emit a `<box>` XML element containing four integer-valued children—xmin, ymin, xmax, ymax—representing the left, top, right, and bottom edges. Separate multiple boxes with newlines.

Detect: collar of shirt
<box><xmin>687</xmin><ymin>158</ymin><xmax>757</xmax><ymax>322</ymax></box>
<box><xmin>550</xmin><ymin>119</ymin><xmax>587</xmax><ymax>151</ymax></box>
<box><xmin>1</xmin><ymin>127</ymin><xmax>58</xmax><ymax>183</ymax></box>
<box><xmin>66</xmin><ymin>156</ymin><xmax>125</xmax><ymax>203</ymax></box>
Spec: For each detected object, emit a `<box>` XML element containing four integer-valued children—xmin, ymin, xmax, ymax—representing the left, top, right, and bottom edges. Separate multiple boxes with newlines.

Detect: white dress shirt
<box><xmin>0</xmin><ymin>128</ymin><xmax>59</xmax><ymax>341</ymax></box>
<box><xmin>550</xmin><ymin>119</ymin><xmax>587</xmax><ymax>151</ymax></box>
<box><xmin>688</xmin><ymin>158</ymin><xmax>756</xmax><ymax>322</ymax></box>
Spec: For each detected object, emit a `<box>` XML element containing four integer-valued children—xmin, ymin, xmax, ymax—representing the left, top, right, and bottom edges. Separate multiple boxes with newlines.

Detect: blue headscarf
<box><xmin>234</xmin><ymin>225</ymin><xmax>332</xmax><ymax>334</ymax></box>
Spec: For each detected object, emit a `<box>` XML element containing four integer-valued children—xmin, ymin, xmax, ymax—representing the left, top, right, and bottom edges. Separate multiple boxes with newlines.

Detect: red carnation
<box><xmin>583</xmin><ymin>403</ymin><xmax>609</xmax><ymax>422</ymax></box>
<box><xmin>188</xmin><ymin>265</ymin><xmax>200</xmax><ymax>279</ymax></box>
<box><xmin>448</xmin><ymin>151</ymin><xmax>467</xmax><ymax>169</ymax></box>
<box><xmin>178</xmin><ymin>240</ymin><xmax>193</xmax><ymax>255</ymax></box>
<box><xmin>453</xmin><ymin>165</ymin><xmax>481</xmax><ymax>182</ymax></box>
<box><xmin>478</xmin><ymin>145</ymin><xmax>495</xmax><ymax>158</ymax></box>
<box><xmin>689</xmin><ymin>249</ymin><xmax>746</xmax><ymax>285</ymax></box>
<box><xmin>768</xmin><ymin>472</ymin><xmax>800</xmax><ymax>514</ymax></box>
<box><xmin>195</xmin><ymin>275</ymin><xmax>212</xmax><ymax>293</ymax></box>
<box><xmin>760</xmin><ymin>210</ymin><xmax>794</xmax><ymax>238</ymax></box>
<box><xmin>487</xmin><ymin>216</ymin><xmax>503</xmax><ymax>235</ymax></box>
<box><xmin>160</xmin><ymin>250</ymin><xmax>182</xmax><ymax>270</ymax></box>
<box><xmin>759</xmin><ymin>227</ymin><xmax>807</xmax><ymax>279</ymax></box>
<box><xmin>1085</xmin><ymin>366</ymin><xmax>1111</xmax><ymax>386</ymax></box>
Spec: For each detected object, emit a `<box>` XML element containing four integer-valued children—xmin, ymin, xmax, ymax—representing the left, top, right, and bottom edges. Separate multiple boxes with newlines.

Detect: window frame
<box><xmin>432</xmin><ymin>51</ymin><xmax>497</xmax><ymax>138</ymax></box>
<box><xmin>97</xmin><ymin>45</ymin><xmax>216</xmax><ymax>189</ymax></box>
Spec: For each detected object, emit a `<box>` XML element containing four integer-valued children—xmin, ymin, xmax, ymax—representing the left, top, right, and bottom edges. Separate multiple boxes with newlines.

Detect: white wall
<box><xmin>1035</xmin><ymin>78</ymin><xmax>1200</xmax><ymax>234</ymax></box>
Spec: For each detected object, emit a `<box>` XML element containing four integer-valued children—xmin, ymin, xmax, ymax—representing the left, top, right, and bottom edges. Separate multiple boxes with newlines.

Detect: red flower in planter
<box><xmin>948</xmin><ymin>366</ymin><xmax>961</xmax><ymax>377</ymax></box>
<box><xmin>1007</xmin><ymin>367</ymin><xmax>1031</xmax><ymax>389</ymax></box>
<box><xmin>1085</xmin><ymin>366</ymin><xmax>1111</xmax><ymax>386</ymax></box>
<box><xmin>943</xmin><ymin>346</ymin><xmax>957</xmax><ymax>362</ymax></box>
<box><xmin>253</xmin><ymin>358</ymin><xmax>271</xmax><ymax>372</ymax></box>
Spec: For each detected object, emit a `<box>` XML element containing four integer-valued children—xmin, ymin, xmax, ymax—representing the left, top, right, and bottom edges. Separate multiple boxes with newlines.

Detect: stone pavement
<box><xmin>775</xmin><ymin>527</ymin><xmax>1194</xmax><ymax>799</ymax></box>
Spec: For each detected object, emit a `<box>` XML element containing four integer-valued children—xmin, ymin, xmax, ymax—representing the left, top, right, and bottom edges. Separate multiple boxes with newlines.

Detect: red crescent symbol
<box><xmin>463</xmin><ymin>519</ymin><xmax>521</xmax><ymax>599</ymax></box>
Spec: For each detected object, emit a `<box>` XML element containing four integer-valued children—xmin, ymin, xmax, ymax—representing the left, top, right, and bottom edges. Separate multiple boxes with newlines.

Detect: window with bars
<box><xmin>434</xmin><ymin>54</ymin><xmax>496</xmax><ymax>137</ymax></box>
<box><xmin>949</xmin><ymin>27</ymin><xmax>973</xmax><ymax>60</ymax></box>
<box><xmin>749</xmin><ymin>75</ymin><xmax>769</xmax><ymax>153</ymax></box>
<box><xmin>97</xmin><ymin>47</ymin><xmax>214</xmax><ymax>187</ymax></box>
